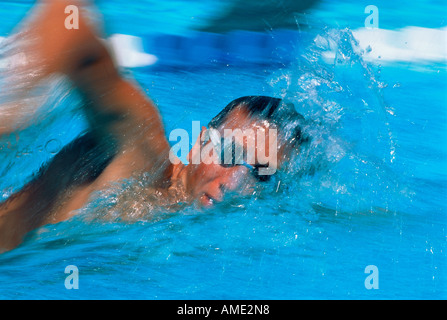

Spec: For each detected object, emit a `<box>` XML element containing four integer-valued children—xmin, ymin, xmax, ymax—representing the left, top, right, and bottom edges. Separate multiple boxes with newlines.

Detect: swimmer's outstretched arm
<box><xmin>13</xmin><ymin>0</ymin><xmax>173</xmax><ymax>183</ymax></box>
<box><xmin>0</xmin><ymin>0</ymin><xmax>175</xmax><ymax>251</ymax></box>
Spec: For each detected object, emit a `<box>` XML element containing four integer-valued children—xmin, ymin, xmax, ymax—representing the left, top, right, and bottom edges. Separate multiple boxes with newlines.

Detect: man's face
<box><xmin>185</xmin><ymin>107</ymin><xmax>280</xmax><ymax>207</ymax></box>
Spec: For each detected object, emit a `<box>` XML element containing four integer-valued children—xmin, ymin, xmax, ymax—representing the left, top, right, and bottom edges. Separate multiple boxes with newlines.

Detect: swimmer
<box><xmin>0</xmin><ymin>0</ymin><xmax>307</xmax><ymax>251</ymax></box>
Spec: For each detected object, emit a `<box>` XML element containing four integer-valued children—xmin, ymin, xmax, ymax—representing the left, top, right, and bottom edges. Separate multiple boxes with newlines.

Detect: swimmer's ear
<box><xmin>187</xmin><ymin>126</ymin><xmax>206</xmax><ymax>164</ymax></box>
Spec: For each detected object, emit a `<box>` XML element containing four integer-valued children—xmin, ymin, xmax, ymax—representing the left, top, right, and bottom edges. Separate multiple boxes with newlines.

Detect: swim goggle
<box><xmin>202</xmin><ymin>127</ymin><xmax>272</xmax><ymax>182</ymax></box>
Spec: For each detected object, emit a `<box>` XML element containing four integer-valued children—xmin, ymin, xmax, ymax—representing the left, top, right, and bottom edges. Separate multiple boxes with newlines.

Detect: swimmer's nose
<box><xmin>206</xmin><ymin>177</ymin><xmax>234</xmax><ymax>203</ymax></box>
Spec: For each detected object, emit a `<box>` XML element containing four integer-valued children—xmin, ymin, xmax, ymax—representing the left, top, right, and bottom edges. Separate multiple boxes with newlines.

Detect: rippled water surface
<box><xmin>0</xmin><ymin>0</ymin><xmax>445</xmax><ymax>299</ymax></box>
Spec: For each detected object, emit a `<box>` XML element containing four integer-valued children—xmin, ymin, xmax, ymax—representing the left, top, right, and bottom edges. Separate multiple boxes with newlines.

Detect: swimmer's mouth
<box><xmin>200</xmin><ymin>193</ymin><xmax>220</xmax><ymax>207</ymax></box>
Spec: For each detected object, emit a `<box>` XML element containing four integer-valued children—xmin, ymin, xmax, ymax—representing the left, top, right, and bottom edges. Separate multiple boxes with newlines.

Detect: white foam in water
<box><xmin>3</xmin><ymin>27</ymin><xmax>446</xmax><ymax>68</ymax></box>
<box><xmin>107</xmin><ymin>34</ymin><xmax>158</xmax><ymax>68</ymax></box>
<box><xmin>1</xmin><ymin>34</ymin><xmax>158</xmax><ymax>69</ymax></box>
<box><xmin>322</xmin><ymin>26</ymin><xmax>447</xmax><ymax>64</ymax></box>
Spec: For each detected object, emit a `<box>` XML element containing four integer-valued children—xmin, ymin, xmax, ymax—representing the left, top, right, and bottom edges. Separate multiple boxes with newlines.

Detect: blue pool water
<box><xmin>0</xmin><ymin>0</ymin><xmax>446</xmax><ymax>299</ymax></box>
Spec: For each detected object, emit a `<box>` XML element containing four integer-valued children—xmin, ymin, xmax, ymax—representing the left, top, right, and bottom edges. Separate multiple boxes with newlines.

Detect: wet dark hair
<box><xmin>208</xmin><ymin>95</ymin><xmax>309</xmax><ymax>147</ymax></box>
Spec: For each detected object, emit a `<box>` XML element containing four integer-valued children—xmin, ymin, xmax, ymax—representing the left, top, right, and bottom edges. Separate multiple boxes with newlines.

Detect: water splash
<box><xmin>268</xmin><ymin>27</ymin><xmax>406</xmax><ymax>215</ymax></box>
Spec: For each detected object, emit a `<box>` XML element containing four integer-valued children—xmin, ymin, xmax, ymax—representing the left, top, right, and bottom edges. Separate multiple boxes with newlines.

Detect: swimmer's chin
<box><xmin>197</xmin><ymin>187</ymin><xmax>255</xmax><ymax>209</ymax></box>
<box><xmin>199</xmin><ymin>193</ymin><xmax>217</xmax><ymax>208</ymax></box>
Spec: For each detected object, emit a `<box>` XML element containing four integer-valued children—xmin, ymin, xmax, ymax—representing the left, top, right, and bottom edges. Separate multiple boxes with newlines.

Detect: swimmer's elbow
<box><xmin>0</xmin><ymin>116</ymin><xmax>21</xmax><ymax>138</ymax></box>
<box><xmin>0</xmin><ymin>127</ymin><xmax>8</xmax><ymax>137</ymax></box>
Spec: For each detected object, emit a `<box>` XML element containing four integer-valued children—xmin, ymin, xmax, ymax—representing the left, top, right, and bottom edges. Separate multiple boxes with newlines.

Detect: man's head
<box><xmin>184</xmin><ymin>96</ymin><xmax>307</xmax><ymax>207</ymax></box>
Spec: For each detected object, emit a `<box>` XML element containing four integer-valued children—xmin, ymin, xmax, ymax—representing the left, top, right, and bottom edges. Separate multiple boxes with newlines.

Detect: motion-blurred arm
<box><xmin>4</xmin><ymin>0</ymin><xmax>172</xmax><ymax>183</ymax></box>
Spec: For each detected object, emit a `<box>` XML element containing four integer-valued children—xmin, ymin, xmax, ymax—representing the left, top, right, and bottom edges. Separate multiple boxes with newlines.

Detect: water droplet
<box><xmin>45</xmin><ymin>139</ymin><xmax>62</xmax><ymax>154</ymax></box>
